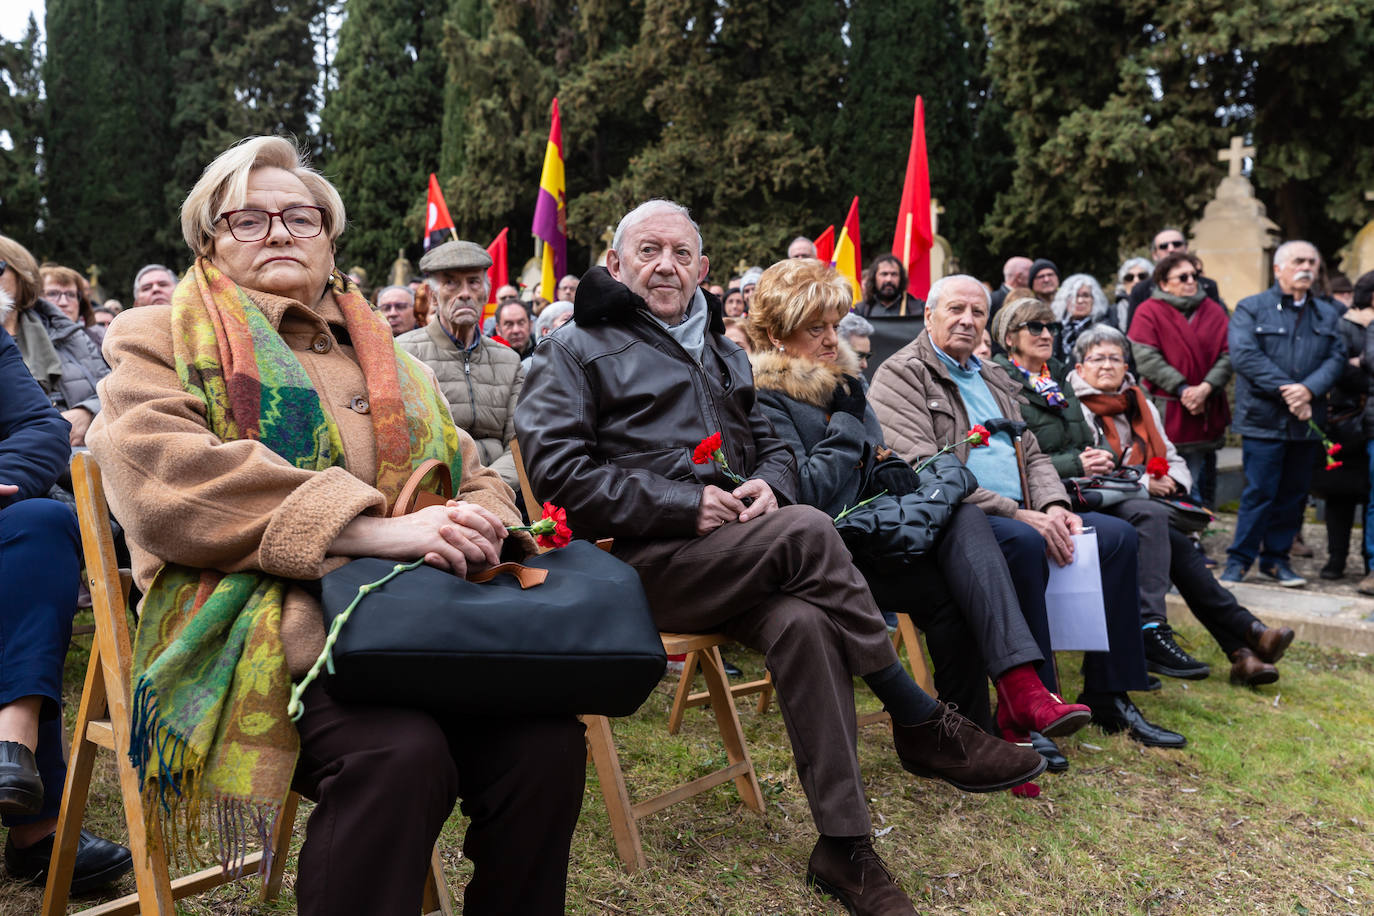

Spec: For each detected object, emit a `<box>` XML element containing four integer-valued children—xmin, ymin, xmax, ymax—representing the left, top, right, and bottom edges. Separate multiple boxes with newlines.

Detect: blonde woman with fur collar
<box><xmin>746</xmin><ymin>258</ymin><xmax>1091</xmax><ymax>767</ymax></box>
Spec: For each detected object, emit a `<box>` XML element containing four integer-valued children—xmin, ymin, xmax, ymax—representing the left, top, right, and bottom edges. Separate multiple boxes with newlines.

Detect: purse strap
<box><xmin>390</xmin><ymin>458</ymin><xmax>454</xmax><ymax>518</ymax></box>
<box><xmin>467</xmin><ymin>562</ymin><xmax>548</xmax><ymax>588</ymax></box>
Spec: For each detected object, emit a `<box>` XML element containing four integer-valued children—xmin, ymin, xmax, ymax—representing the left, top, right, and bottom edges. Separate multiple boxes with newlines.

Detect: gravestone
<box><xmin>927</xmin><ymin>199</ymin><xmax>958</xmax><ymax>281</ymax></box>
<box><xmin>1190</xmin><ymin>136</ymin><xmax>1279</xmax><ymax>306</ymax></box>
<box><xmin>390</xmin><ymin>249</ymin><xmax>415</xmax><ymax>287</ymax></box>
<box><xmin>1337</xmin><ymin>191</ymin><xmax>1374</xmax><ymax>282</ymax></box>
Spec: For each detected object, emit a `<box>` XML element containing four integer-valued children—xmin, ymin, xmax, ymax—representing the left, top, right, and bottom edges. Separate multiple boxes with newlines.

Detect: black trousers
<box><xmin>1167</xmin><ymin>525</ymin><xmax>1260</xmax><ymax>656</ymax></box>
<box><xmin>291</xmin><ymin>684</ymin><xmax>586</xmax><ymax>916</ymax></box>
<box><xmin>859</xmin><ymin>503</ymin><xmax>1044</xmax><ymax>732</ymax></box>
<box><xmin>987</xmin><ymin>512</ymin><xmax>1150</xmax><ymax>695</ymax></box>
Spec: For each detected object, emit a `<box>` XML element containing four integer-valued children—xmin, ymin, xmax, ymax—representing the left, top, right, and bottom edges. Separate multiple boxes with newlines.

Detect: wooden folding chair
<box><xmin>510</xmin><ymin>438</ymin><xmax>766</xmax><ymax>872</ymax></box>
<box><xmin>47</xmin><ymin>452</ymin><xmax>454</xmax><ymax>916</ymax></box>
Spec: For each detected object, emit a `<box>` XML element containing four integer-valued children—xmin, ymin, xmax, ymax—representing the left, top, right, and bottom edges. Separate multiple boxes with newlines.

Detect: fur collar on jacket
<box><xmin>573</xmin><ymin>265</ymin><xmax>726</xmax><ymax>334</ymax></box>
<box><xmin>749</xmin><ymin>344</ymin><xmax>861</xmax><ymax>408</ymax></box>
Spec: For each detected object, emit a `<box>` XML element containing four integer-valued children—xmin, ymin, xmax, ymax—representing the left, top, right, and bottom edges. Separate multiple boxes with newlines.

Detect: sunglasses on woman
<box><xmin>1169</xmin><ymin>271</ymin><xmax>1197</xmax><ymax>283</ymax></box>
<box><xmin>1124</xmin><ymin>271</ymin><xmax>1148</xmax><ymax>282</ymax></box>
<box><xmin>1014</xmin><ymin>320</ymin><xmax>1062</xmax><ymax>336</ymax></box>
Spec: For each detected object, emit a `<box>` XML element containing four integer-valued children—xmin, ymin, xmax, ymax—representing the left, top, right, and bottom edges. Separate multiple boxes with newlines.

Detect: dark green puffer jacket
<box><xmin>992</xmin><ymin>354</ymin><xmax>1097</xmax><ymax>479</ymax></box>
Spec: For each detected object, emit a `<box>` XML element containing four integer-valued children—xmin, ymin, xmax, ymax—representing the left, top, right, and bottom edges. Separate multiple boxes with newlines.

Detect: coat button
<box><xmin>350</xmin><ymin>396</ymin><xmax>370</xmax><ymax>414</ymax></box>
<box><xmin>311</xmin><ymin>334</ymin><xmax>331</xmax><ymax>353</ymax></box>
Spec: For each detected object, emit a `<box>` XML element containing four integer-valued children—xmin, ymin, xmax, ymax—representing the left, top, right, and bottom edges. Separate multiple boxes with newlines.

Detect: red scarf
<box><xmin>1078</xmin><ymin>386</ymin><xmax>1168</xmax><ymax>467</ymax></box>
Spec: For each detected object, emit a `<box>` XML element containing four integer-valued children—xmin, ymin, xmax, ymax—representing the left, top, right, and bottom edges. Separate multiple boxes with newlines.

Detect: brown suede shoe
<box><xmin>1229</xmin><ymin>648</ymin><xmax>1278</xmax><ymax>687</ymax></box>
<box><xmin>1245</xmin><ymin>621</ymin><xmax>1295</xmax><ymax>663</ymax></box>
<box><xmin>807</xmin><ymin>836</ymin><xmax>917</xmax><ymax>915</ymax></box>
<box><xmin>892</xmin><ymin>703</ymin><xmax>1046</xmax><ymax>793</ymax></box>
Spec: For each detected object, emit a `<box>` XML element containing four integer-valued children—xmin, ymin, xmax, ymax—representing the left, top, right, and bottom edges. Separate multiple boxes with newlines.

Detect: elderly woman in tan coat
<box><xmin>87</xmin><ymin>136</ymin><xmax>585</xmax><ymax>916</ymax></box>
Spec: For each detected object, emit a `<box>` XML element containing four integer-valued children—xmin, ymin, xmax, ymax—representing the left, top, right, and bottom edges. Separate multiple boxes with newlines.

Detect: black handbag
<box><xmin>1064</xmin><ymin>467</ymin><xmax>1148</xmax><ymax>511</ymax></box>
<box><xmin>1152</xmin><ymin>495</ymin><xmax>1214</xmax><ymax>534</ymax></box>
<box><xmin>317</xmin><ymin>540</ymin><xmax>667</xmax><ymax>717</ymax></box>
<box><xmin>834</xmin><ymin>453</ymin><xmax>977</xmax><ymax>572</ymax></box>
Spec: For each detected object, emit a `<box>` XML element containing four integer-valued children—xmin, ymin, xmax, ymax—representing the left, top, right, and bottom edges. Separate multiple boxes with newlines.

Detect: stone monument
<box><xmin>1190</xmin><ymin>136</ymin><xmax>1279</xmax><ymax>306</ymax></box>
<box><xmin>389</xmin><ymin>249</ymin><xmax>415</xmax><ymax>287</ymax></box>
<box><xmin>926</xmin><ymin>199</ymin><xmax>958</xmax><ymax>282</ymax></box>
<box><xmin>1337</xmin><ymin>191</ymin><xmax>1374</xmax><ymax>281</ymax></box>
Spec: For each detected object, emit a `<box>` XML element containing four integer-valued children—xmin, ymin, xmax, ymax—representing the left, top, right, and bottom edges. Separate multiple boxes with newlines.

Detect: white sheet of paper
<box><xmin>1044</xmin><ymin>528</ymin><xmax>1110</xmax><ymax>652</ymax></box>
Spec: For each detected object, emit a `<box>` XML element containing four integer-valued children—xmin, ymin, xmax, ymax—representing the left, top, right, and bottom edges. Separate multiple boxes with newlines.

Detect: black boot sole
<box><xmin>899</xmin><ymin>754</ymin><xmax>1048</xmax><ymax>793</ymax></box>
<box><xmin>1146</xmin><ymin>659</ymin><xmax>1211</xmax><ymax>680</ymax></box>
<box><xmin>1038</xmin><ymin>709</ymin><xmax>1092</xmax><ymax>739</ymax></box>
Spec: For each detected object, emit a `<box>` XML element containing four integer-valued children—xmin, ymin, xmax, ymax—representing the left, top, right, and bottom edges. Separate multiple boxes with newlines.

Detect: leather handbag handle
<box><xmin>467</xmin><ymin>562</ymin><xmax>548</xmax><ymax>589</ymax></box>
<box><xmin>391</xmin><ymin>459</ymin><xmax>454</xmax><ymax>518</ymax></box>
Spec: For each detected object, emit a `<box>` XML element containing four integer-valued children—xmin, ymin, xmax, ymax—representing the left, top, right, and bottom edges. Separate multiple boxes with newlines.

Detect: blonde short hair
<box><xmin>746</xmin><ymin>258</ymin><xmax>852</xmax><ymax>351</ymax></box>
<box><xmin>0</xmin><ymin>235</ymin><xmax>41</xmax><ymax>310</ymax></box>
<box><xmin>180</xmin><ymin>136</ymin><xmax>346</xmax><ymax>258</ymax></box>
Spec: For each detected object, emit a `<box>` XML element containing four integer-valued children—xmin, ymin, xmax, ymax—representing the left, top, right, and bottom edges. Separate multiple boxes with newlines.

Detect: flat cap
<box><xmin>419</xmin><ymin>239</ymin><xmax>492</xmax><ymax>273</ymax></box>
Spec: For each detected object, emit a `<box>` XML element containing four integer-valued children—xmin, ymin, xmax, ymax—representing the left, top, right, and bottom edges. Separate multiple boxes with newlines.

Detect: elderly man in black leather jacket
<box><xmin>515</xmin><ymin>199</ymin><xmax>1044</xmax><ymax>916</ymax></box>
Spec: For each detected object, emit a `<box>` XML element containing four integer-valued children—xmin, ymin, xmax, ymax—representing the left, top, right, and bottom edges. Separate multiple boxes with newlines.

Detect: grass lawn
<box><xmin>6</xmin><ymin>622</ymin><xmax>1373</xmax><ymax>915</ymax></box>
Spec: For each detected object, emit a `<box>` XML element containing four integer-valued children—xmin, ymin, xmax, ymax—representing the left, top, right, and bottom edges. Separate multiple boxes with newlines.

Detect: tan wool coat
<box><xmin>396</xmin><ymin>320</ymin><xmax>523</xmax><ymax>492</ymax></box>
<box><xmin>868</xmin><ymin>330</ymin><xmax>1071</xmax><ymax>516</ymax></box>
<box><xmin>87</xmin><ymin>287</ymin><xmax>532</xmax><ymax>678</ymax></box>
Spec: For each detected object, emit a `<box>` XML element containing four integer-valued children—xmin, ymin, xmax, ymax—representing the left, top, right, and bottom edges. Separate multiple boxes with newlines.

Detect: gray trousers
<box><xmin>615</xmin><ymin>504</ymin><xmax>898</xmax><ymax>837</ymax></box>
<box><xmin>1103</xmin><ymin>497</ymin><xmax>1172</xmax><ymax>625</ymax></box>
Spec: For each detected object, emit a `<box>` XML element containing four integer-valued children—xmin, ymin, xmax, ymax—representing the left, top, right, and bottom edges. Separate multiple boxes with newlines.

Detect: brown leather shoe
<box><xmin>1245</xmin><ymin>621</ymin><xmax>1294</xmax><ymax>663</ymax></box>
<box><xmin>1359</xmin><ymin>574</ymin><xmax>1374</xmax><ymax>596</ymax></box>
<box><xmin>807</xmin><ymin>836</ymin><xmax>917</xmax><ymax>915</ymax></box>
<box><xmin>892</xmin><ymin>703</ymin><xmax>1046</xmax><ymax>793</ymax></box>
<box><xmin>1229</xmin><ymin>648</ymin><xmax>1278</xmax><ymax>687</ymax></box>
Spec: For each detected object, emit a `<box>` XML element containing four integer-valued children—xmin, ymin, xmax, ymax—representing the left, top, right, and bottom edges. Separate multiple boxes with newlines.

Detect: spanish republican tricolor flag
<box><xmin>531</xmin><ymin>97</ymin><xmax>567</xmax><ymax>301</ymax></box>
<box><xmin>892</xmin><ymin>96</ymin><xmax>933</xmax><ymax>299</ymax></box>
<box><xmin>424</xmin><ymin>173</ymin><xmax>456</xmax><ymax>251</ymax></box>
<box><xmin>830</xmin><ymin>197</ymin><xmax>862</xmax><ymax>302</ymax></box>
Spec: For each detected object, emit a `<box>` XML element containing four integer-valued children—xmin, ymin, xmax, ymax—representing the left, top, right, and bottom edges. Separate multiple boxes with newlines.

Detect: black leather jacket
<box><xmin>514</xmin><ymin>267</ymin><xmax>798</xmax><ymax>541</ymax></box>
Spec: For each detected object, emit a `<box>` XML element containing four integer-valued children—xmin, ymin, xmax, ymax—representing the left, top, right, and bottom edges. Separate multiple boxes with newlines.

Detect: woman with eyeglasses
<box><xmin>1063</xmin><ymin>325</ymin><xmax>1293</xmax><ymax>687</ymax></box>
<box><xmin>1113</xmin><ymin>257</ymin><xmax>1152</xmax><ymax>330</ymax></box>
<box><xmin>0</xmin><ymin>238</ymin><xmax>110</xmax><ymax>449</ymax></box>
<box><xmin>1126</xmin><ymin>251</ymin><xmax>1232</xmax><ymax>513</ymax></box>
<box><xmin>1049</xmin><ymin>273</ymin><xmax>1113</xmax><ymax>362</ymax></box>
<box><xmin>39</xmin><ymin>264</ymin><xmax>104</xmax><ymax>346</ymax></box>
<box><xmin>86</xmin><ymin>136</ymin><xmax>586</xmax><ymax>915</ymax></box>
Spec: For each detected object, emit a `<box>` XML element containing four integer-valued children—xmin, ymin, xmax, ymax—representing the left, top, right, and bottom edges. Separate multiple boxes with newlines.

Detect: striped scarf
<box><xmin>129</xmin><ymin>259</ymin><xmax>461</xmax><ymax>870</ymax></box>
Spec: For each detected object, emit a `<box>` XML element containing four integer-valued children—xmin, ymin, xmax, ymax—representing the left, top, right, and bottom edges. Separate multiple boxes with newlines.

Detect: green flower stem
<box><xmin>288</xmin><ymin>558</ymin><xmax>424</xmax><ymax>721</ymax></box>
<box><xmin>508</xmin><ymin>518</ymin><xmax>555</xmax><ymax>536</ymax></box>
<box><xmin>911</xmin><ymin>432</ymin><xmax>981</xmax><ymax>477</ymax></box>
<box><xmin>713</xmin><ymin>450</ymin><xmax>748</xmax><ymax>484</ymax></box>
<box><xmin>834</xmin><ymin>489</ymin><xmax>889</xmax><ymax>522</ymax></box>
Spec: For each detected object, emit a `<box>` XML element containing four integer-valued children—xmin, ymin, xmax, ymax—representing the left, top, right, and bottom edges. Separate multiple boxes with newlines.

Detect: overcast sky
<box><xmin>1</xmin><ymin>1</ymin><xmax>43</xmax><ymax>42</ymax></box>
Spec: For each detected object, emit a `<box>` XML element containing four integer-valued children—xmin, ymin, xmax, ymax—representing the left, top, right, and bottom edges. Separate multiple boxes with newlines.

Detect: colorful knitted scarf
<box><xmin>1079</xmin><ymin>385</ymin><xmax>1168</xmax><ymax>468</ymax></box>
<box><xmin>129</xmin><ymin>259</ymin><xmax>461</xmax><ymax>871</ymax></box>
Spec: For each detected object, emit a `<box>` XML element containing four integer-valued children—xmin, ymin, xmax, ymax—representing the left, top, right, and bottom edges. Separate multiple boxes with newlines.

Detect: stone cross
<box><xmin>1218</xmin><ymin>136</ymin><xmax>1255</xmax><ymax>179</ymax></box>
<box><xmin>600</xmin><ymin>224</ymin><xmax>616</xmax><ymax>249</ymax></box>
<box><xmin>930</xmin><ymin>199</ymin><xmax>945</xmax><ymax>237</ymax></box>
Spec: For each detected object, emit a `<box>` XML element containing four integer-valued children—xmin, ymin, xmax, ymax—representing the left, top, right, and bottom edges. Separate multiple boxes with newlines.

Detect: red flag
<box><xmin>813</xmin><ymin>226</ymin><xmax>835</xmax><ymax>264</ymax></box>
<box><xmin>484</xmin><ymin>228</ymin><xmax>509</xmax><ymax>323</ymax></box>
<box><xmin>830</xmin><ymin>198</ymin><xmax>862</xmax><ymax>302</ymax></box>
<box><xmin>892</xmin><ymin>96</ymin><xmax>933</xmax><ymax>299</ymax></box>
<box><xmin>424</xmin><ymin>173</ymin><xmax>456</xmax><ymax>251</ymax></box>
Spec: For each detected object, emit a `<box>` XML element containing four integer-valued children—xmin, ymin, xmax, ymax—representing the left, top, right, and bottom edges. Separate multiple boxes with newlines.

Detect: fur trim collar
<box><xmin>749</xmin><ymin>344</ymin><xmax>860</xmax><ymax>408</ymax></box>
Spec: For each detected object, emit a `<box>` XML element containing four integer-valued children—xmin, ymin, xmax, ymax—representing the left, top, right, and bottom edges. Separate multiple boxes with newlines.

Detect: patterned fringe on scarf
<box><xmin>129</xmin><ymin>677</ymin><xmax>281</xmax><ymax>877</ymax></box>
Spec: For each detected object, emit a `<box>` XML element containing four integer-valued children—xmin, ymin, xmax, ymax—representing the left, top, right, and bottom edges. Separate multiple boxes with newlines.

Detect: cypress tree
<box><xmin>45</xmin><ymin>0</ymin><xmax>180</xmax><ymax>297</ymax></box>
<box><xmin>0</xmin><ymin>16</ymin><xmax>45</xmax><ymax>252</ymax></box>
<box><xmin>319</xmin><ymin>0</ymin><xmax>450</xmax><ymax>286</ymax></box>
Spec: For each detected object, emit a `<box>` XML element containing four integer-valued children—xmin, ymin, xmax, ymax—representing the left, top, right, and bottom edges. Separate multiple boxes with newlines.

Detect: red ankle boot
<box><xmin>995</xmin><ymin>664</ymin><xmax>1092</xmax><ymax>739</ymax></box>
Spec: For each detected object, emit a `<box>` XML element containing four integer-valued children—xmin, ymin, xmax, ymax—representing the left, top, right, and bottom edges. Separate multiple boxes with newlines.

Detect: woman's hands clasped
<box><xmin>330</xmin><ymin>500</ymin><xmax>509</xmax><ymax>577</ymax></box>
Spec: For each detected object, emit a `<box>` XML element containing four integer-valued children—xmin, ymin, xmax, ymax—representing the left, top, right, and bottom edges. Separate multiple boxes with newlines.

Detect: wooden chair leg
<box><xmin>582</xmin><ymin>714</ymin><xmax>647</xmax><ymax>872</ymax></box>
<box><xmin>697</xmin><ymin>647</ymin><xmax>765</xmax><ymax>813</ymax></box>
<box><xmin>666</xmin><ymin>650</ymin><xmax>701</xmax><ymax>735</ymax></box>
<box><xmin>897</xmin><ymin>614</ymin><xmax>935</xmax><ymax>695</ymax></box>
<box><xmin>755</xmin><ymin>670</ymin><xmax>774</xmax><ymax>715</ymax></box>
<box><xmin>422</xmin><ymin>843</ymin><xmax>455</xmax><ymax>915</ymax></box>
<box><xmin>261</xmin><ymin>791</ymin><xmax>301</xmax><ymax>902</ymax></box>
<box><xmin>42</xmin><ymin>643</ymin><xmax>107</xmax><ymax>916</ymax></box>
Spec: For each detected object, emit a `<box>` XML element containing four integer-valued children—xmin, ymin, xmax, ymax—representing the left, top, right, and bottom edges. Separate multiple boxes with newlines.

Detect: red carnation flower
<box><xmin>1327</xmin><ymin>459</ymin><xmax>1344</xmax><ymax>471</ymax></box>
<box><xmin>1328</xmin><ymin>442</ymin><xmax>1343</xmax><ymax>457</ymax></box>
<box><xmin>693</xmin><ymin>432</ymin><xmax>723</xmax><ymax>465</ymax></box>
<box><xmin>967</xmin><ymin>424</ymin><xmax>991</xmax><ymax>448</ymax></box>
<box><xmin>533</xmin><ymin>502</ymin><xmax>573</xmax><ymax>549</ymax></box>
<box><xmin>1147</xmin><ymin>457</ymin><xmax>1170</xmax><ymax>479</ymax></box>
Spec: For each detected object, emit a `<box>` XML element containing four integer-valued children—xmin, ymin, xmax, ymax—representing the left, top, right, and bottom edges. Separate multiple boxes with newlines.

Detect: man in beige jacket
<box><xmin>397</xmin><ymin>239</ymin><xmax>523</xmax><ymax>493</ymax></box>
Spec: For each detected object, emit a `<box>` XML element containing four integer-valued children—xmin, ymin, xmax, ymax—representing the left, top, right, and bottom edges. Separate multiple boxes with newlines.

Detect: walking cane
<box><xmin>982</xmin><ymin>417</ymin><xmax>1031</xmax><ymax>509</ymax></box>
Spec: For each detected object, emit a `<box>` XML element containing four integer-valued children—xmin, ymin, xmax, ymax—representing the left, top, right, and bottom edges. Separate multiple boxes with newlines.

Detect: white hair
<box><xmin>837</xmin><ymin>311</ymin><xmax>874</xmax><ymax>342</ymax></box>
<box><xmin>611</xmin><ymin>199</ymin><xmax>704</xmax><ymax>256</ymax></box>
<box><xmin>926</xmin><ymin>275</ymin><xmax>991</xmax><ymax>312</ymax></box>
<box><xmin>1051</xmin><ymin>273</ymin><xmax>1110</xmax><ymax>323</ymax></box>
<box><xmin>1274</xmin><ymin>240</ymin><xmax>1319</xmax><ymax>268</ymax></box>
<box><xmin>1116</xmin><ymin>257</ymin><xmax>1152</xmax><ymax>288</ymax></box>
<box><xmin>375</xmin><ymin>284</ymin><xmax>414</xmax><ymax>305</ymax></box>
<box><xmin>1073</xmin><ymin>323</ymin><xmax>1132</xmax><ymax>362</ymax></box>
<box><xmin>133</xmin><ymin>263</ymin><xmax>176</xmax><ymax>293</ymax></box>
<box><xmin>535</xmin><ymin>300</ymin><xmax>574</xmax><ymax>337</ymax></box>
